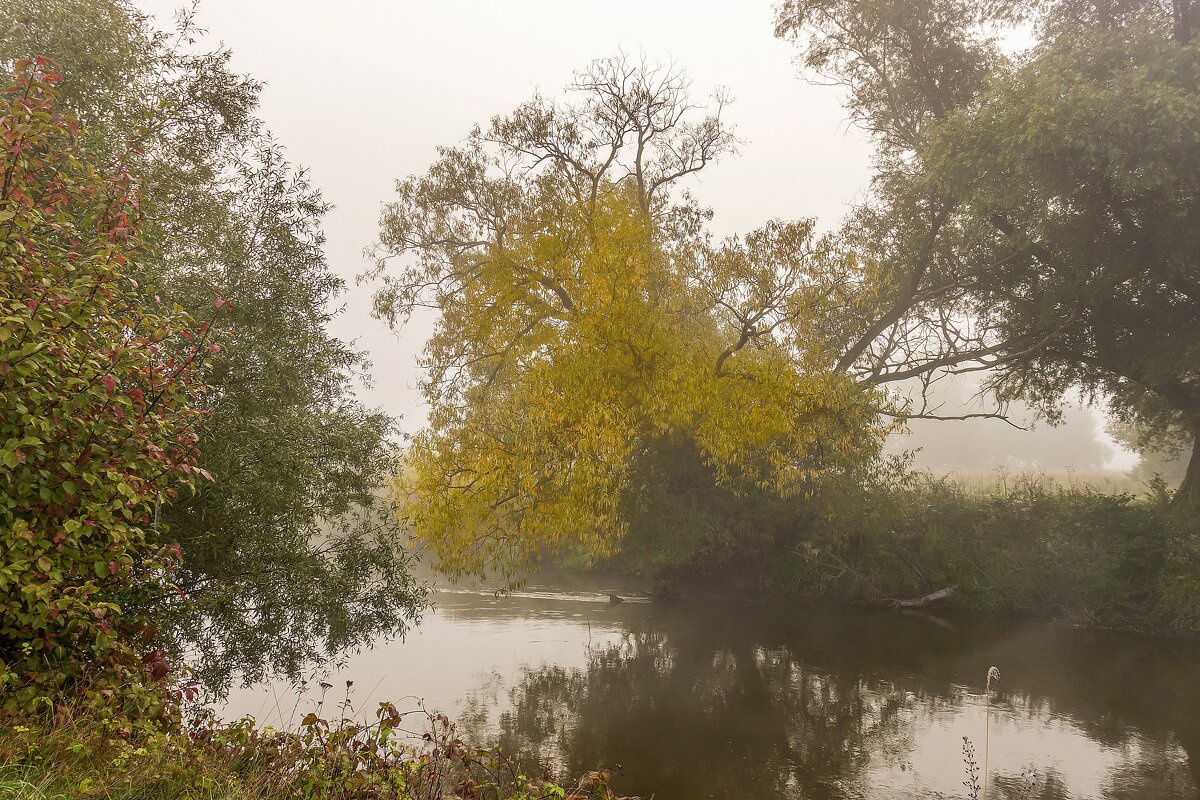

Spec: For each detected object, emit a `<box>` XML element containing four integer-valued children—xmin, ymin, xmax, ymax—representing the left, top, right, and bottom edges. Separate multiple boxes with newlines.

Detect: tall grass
<box><xmin>964</xmin><ymin>666</ymin><xmax>1038</xmax><ymax>800</ymax></box>
<box><xmin>930</xmin><ymin>467</ymin><xmax>1150</xmax><ymax>498</ymax></box>
<box><xmin>0</xmin><ymin>765</ymin><xmax>70</xmax><ymax>800</ymax></box>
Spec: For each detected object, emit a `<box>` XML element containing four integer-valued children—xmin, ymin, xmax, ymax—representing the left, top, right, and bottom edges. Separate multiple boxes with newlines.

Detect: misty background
<box><xmin>133</xmin><ymin>0</ymin><xmax>1134</xmax><ymax>473</ymax></box>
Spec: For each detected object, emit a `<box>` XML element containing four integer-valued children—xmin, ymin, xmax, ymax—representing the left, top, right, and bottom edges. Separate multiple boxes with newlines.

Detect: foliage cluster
<box><xmin>1107</xmin><ymin>417</ymin><xmax>1191</xmax><ymax>483</ymax></box>
<box><xmin>800</xmin><ymin>466</ymin><xmax>1198</xmax><ymax>628</ymax></box>
<box><xmin>775</xmin><ymin>0</ymin><xmax>1200</xmax><ymax>509</ymax></box>
<box><xmin>670</xmin><ymin>463</ymin><xmax>1200</xmax><ymax>632</ymax></box>
<box><xmin>571</xmin><ymin>451</ymin><xmax>1200</xmax><ymax>633</ymax></box>
<box><xmin>1</xmin><ymin>0</ymin><xmax>425</xmax><ymax>693</ymax></box>
<box><xmin>0</xmin><ymin>691</ymin><xmax>596</xmax><ymax>800</ymax></box>
<box><xmin>0</xmin><ymin>51</ymin><xmax>425</xmax><ymax>800</ymax></box>
<box><xmin>372</xmin><ymin>57</ymin><xmax>894</xmax><ymax>583</ymax></box>
<box><xmin>0</xmin><ymin>63</ymin><xmax>209</xmax><ymax>718</ymax></box>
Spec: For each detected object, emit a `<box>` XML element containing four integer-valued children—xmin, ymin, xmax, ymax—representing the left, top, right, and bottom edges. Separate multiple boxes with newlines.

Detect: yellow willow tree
<box><xmin>367</xmin><ymin>56</ymin><xmax>893</xmax><ymax>581</ymax></box>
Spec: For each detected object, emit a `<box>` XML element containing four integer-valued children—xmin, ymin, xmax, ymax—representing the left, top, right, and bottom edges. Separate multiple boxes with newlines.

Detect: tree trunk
<box><xmin>1173</xmin><ymin>420</ymin><xmax>1200</xmax><ymax>514</ymax></box>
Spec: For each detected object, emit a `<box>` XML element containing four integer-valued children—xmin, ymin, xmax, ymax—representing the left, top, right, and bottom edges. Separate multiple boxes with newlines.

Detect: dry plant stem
<box><xmin>983</xmin><ymin>666</ymin><xmax>1000</xmax><ymax>800</ymax></box>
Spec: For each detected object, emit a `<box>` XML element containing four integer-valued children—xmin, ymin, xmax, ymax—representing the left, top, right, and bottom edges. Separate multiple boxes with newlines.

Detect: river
<box><xmin>223</xmin><ymin>574</ymin><xmax>1200</xmax><ymax>799</ymax></box>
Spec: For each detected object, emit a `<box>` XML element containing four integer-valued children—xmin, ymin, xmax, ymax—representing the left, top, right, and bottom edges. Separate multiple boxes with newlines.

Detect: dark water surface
<box><xmin>225</xmin><ymin>577</ymin><xmax>1200</xmax><ymax>799</ymax></box>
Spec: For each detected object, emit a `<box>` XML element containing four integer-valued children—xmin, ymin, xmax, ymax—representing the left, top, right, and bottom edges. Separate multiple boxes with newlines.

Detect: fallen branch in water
<box><xmin>889</xmin><ymin>585</ymin><xmax>957</xmax><ymax>608</ymax></box>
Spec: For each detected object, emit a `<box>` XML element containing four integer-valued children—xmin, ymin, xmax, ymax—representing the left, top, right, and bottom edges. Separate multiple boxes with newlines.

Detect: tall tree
<box><xmin>776</xmin><ymin>0</ymin><xmax>1200</xmax><ymax>510</ymax></box>
<box><xmin>1</xmin><ymin>0</ymin><xmax>425</xmax><ymax>692</ymax></box>
<box><xmin>368</xmin><ymin>56</ymin><xmax>889</xmax><ymax>581</ymax></box>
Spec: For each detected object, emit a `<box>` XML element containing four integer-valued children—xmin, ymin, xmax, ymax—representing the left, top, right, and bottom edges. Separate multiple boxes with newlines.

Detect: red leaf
<box><xmin>143</xmin><ymin>650</ymin><xmax>170</xmax><ymax>681</ymax></box>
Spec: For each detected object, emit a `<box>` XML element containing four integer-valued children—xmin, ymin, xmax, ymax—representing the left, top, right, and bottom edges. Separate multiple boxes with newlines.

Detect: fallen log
<box><xmin>889</xmin><ymin>585</ymin><xmax>957</xmax><ymax>609</ymax></box>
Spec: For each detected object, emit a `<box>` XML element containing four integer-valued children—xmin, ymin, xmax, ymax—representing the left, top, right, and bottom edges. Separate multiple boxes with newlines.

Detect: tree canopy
<box><xmin>368</xmin><ymin>57</ymin><xmax>890</xmax><ymax>581</ymax></box>
<box><xmin>776</xmin><ymin>0</ymin><xmax>1200</xmax><ymax>510</ymax></box>
<box><xmin>2</xmin><ymin>0</ymin><xmax>425</xmax><ymax>691</ymax></box>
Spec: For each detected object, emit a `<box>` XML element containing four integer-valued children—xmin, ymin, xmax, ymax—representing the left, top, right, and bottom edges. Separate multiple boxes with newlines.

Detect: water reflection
<box><xmin>441</xmin><ymin>591</ymin><xmax>1199</xmax><ymax>799</ymax></box>
<box><xmin>225</xmin><ymin>583</ymin><xmax>1200</xmax><ymax>800</ymax></box>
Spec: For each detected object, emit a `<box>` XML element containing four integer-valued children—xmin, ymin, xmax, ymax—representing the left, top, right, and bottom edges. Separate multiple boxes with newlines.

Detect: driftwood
<box><xmin>889</xmin><ymin>585</ymin><xmax>957</xmax><ymax>609</ymax></box>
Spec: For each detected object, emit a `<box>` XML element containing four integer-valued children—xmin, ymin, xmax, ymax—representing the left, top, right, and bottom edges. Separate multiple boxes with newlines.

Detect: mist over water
<box><xmin>225</xmin><ymin>575</ymin><xmax>1200</xmax><ymax>800</ymax></box>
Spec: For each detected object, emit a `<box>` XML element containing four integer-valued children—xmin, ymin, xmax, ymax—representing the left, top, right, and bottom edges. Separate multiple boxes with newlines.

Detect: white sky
<box><xmin>133</xmin><ymin>0</ymin><xmax>1134</xmax><ymax>469</ymax></box>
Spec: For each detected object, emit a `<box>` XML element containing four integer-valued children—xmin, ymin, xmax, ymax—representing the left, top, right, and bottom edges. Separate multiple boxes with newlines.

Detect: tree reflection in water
<box><xmin>448</xmin><ymin>594</ymin><xmax>1199</xmax><ymax>800</ymax></box>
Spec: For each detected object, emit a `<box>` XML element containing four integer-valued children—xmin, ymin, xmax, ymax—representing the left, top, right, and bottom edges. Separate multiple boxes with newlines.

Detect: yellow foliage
<box><xmin>392</xmin><ymin>183</ymin><xmax>885</xmax><ymax>581</ymax></box>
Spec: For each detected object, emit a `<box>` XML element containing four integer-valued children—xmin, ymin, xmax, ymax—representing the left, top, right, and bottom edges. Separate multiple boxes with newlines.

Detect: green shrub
<box><xmin>778</xmin><ymin>462</ymin><xmax>1199</xmax><ymax>630</ymax></box>
<box><xmin>0</xmin><ymin>62</ymin><xmax>213</xmax><ymax>717</ymax></box>
<box><xmin>0</xmin><ymin>694</ymin><xmax>578</xmax><ymax>800</ymax></box>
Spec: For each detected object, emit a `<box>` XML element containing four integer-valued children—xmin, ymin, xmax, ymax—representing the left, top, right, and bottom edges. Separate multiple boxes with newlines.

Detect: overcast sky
<box><xmin>134</xmin><ymin>0</ymin><xmax>1134</xmax><ymax>469</ymax></box>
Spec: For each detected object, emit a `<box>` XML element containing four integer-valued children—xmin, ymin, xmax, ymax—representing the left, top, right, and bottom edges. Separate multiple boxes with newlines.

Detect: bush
<box><xmin>0</xmin><ymin>693</ymin><xmax>589</xmax><ymax>800</ymax></box>
<box><xmin>0</xmin><ymin>62</ymin><xmax>213</xmax><ymax>717</ymax></box>
<box><xmin>775</xmin><ymin>461</ymin><xmax>1200</xmax><ymax>631</ymax></box>
<box><xmin>594</xmin><ymin>448</ymin><xmax>1200</xmax><ymax>633</ymax></box>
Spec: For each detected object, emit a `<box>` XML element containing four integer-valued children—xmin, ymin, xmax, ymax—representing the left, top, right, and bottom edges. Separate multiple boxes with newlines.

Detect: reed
<box><xmin>983</xmin><ymin>666</ymin><xmax>1000</xmax><ymax>800</ymax></box>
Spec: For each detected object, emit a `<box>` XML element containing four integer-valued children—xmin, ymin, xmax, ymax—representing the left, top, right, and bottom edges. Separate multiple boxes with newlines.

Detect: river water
<box><xmin>224</xmin><ymin>575</ymin><xmax>1200</xmax><ymax>799</ymax></box>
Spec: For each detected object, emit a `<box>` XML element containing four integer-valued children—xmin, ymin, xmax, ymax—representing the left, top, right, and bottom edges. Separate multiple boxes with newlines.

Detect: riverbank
<box><xmin>579</xmin><ymin>467</ymin><xmax>1200</xmax><ymax>638</ymax></box>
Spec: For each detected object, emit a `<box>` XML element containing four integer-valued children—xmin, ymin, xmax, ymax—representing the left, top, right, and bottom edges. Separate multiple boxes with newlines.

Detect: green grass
<box><xmin>0</xmin><ymin>765</ymin><xmax>69</xmax><ymax>800</ymax></box>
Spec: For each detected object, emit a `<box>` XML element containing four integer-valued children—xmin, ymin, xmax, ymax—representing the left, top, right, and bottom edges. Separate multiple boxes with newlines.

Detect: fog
<box><xmin>887</xmin><ymin>375</ymin><xmax>1125</xmax><ymax>471</ymax></box>
<box><xmin>133</xmin><ymin>0</ymin><xmax>1136</xmax><ymax>472</ymax></box>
